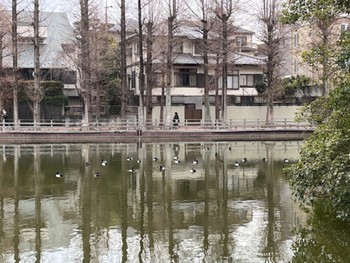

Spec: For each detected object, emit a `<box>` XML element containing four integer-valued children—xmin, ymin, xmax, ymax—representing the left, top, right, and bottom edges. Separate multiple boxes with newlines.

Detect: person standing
<box><xmin>173</xmin><ymin>112</ymin><xmax>180</xmax><ymax>127</ymax></box>
<box><xmin>1</xmin><ymin>109</ymin><xmax>7</xmax><ymax>121</ymax></box>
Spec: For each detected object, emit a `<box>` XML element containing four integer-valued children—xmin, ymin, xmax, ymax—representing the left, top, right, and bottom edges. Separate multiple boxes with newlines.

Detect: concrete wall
<box><xmin>151</xmin><ymin>105</ymin><xmax>301</xmax><ymax>124</ymax></box>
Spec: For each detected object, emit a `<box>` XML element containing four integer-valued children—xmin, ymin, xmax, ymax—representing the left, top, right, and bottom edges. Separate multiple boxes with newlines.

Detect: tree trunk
<box><xmin>12</xmin><ymin>0</ymin><xmax>19</xmax><ymax>129</ymax></box>
<box><xmin>80</xmin><ymin>0</ymin><xmax>91</xmax><ymax>127</ymax></box>
<box><xmin>160</xmin><ymin>71</ymin><xmax>165</xmax><ymax>125</ymax></box>
<box><xmin>203</xmin><ymin>20</ymin><xmax>211</xmax><ymax>124</ymax></box>
<box><xmin>215</xmin><ymin>57</ymin><xmax>220</xmax><ymax>120</ymax></box>
<box><xmin>120</xmin><ymin>0</ymin><xmax>127</xmax><ymax>119</ymax></box>
<box><xmin>138</xmin><ymin>0</ymin><xmax>145</xmax><ymax>129</ymax></box>
<box><xmin>145</xmin><ymin>21</ymin><xmax>154</xmax><ymax>126</ymax></box>
<box><xmin>33</xmin><ymin>0</ymin><xmax>41</xmax><ymax>127</ymax></box>
<box><xmin>221</xmin><ymin>14</ymin><xmax>228</xmax><ymax>123</ymax></box>
<box><xmin>165</xmin><ymin>16</ymin><xmax>174</xmax><ymax>127</ymax></box>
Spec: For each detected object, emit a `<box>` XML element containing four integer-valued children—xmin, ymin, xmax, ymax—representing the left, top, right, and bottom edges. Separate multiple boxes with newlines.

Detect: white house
<box><xmin>126</xmin><ymin>22</ymin><xmax>266</xmax><ymax>123</ymax></box>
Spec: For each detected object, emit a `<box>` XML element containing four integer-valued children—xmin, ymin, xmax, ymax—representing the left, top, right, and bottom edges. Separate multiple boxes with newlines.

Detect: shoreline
<box><xmin>0</xmin><ymin>128</ymin><xmax>313</xmax><ymax>144</ymax></box>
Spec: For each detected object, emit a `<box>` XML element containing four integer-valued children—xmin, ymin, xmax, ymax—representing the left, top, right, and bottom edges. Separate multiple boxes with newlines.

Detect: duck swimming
<box><xmin>56</xmin><ymin>172</ymin><xmax>63</xmax><ymax>178</ymax></box>
<box><xmin>128</xmin><ymin>168</ymin><xmax>136</xmax><ymax>173</ymax></box>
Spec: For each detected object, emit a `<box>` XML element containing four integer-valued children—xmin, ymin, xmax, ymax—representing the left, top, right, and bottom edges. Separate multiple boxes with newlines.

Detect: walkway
<box><xmin>0</xmin><ymin>119</ymin><xmax>315</xmax><ymax>144</ymax></box>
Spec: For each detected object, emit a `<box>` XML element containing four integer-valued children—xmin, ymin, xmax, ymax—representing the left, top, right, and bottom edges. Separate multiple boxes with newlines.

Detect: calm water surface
<box><xmin>0</xmin><ymin>141</ymin><xmax>309</xmax><ymax>262</ymax></box>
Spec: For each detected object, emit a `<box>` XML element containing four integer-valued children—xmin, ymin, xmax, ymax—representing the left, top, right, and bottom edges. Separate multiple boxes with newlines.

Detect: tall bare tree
<box><xmin>33</xmin><ymin>0</ymin><xmax>41</xmax><ymax>126</ymax></box>
<box><xmin>138</xmin><ymin>0</ymin><xmax>145</xmax><ymax>128</ymax></box>
<box><xmin>165</xmin><ymin>0</ymin><xmax>179</xmax><ymax>127</ymax></box>
<box><xmin>12</xmin><ymin>0</ymin><xmax>19</xmax><ymax>128</ymax></box>
<box><xmin>120</xmin><ymin>0</ymin><xmax>127</xmax><ymax>119</ymax></box>
<box><xmin>258</xmin><ymin>0</ymin><xmax>283</xmax><ymax>124</ymax></box>
<box><xmin>145</xmin><ymin>7</ymin><xmax>155</xmax><ymax>126</ymax></box>
<box><xmin>186</xmin><ymin>0</ymin><xmax>215</xmax><ymax>124</ymax></box>
<box><xmin>0</xmin><ymin>7</ymin><xmax>12</xmax><ymax>111</ymax></box>
<box><xmin>213</xmin><ymin>0</ymin><xmax>236</xmax><ymax>123</ymax></box>
<box><xmin>80</xmin><ymin>0</ymin><xmax>91</xmax><ymax>127</ymax></box>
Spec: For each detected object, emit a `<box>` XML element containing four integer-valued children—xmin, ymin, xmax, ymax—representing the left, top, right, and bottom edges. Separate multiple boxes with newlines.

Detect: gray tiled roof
<box><xmin>171</xmin><ymin>53</ymin><xmax>265</xmax><ymax>66</ymax></box>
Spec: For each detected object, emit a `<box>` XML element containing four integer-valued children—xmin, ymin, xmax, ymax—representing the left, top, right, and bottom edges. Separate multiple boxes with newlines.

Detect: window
<box><xmin>128</xmin><ymin>71</ymin><xmax>136</xmax><ymax>90</ymax></box>
<box><xmin>227</xmin><ymin>75</ymin><xmax>239</xmax><ymax>89</ymax></box>
<box><xmin>175</xmin><ymin>69</ymin><xmax>197</xmax><ymax>87</ymax></box>
<box><xmin>240</xmin><ymin>74</ymin><xmax>254</xmax><ymax>87</ymax></box>
<box><xmin>236</xmin><ymin>36</ymin><xmax>247</xmax><ymax>46</ymax></box>
<box><xmin>194</xmin><ymin>41</ymin><xmax>203</xmax><ymax>55</ymax></box>
<box><xmin>294</xmin><ymin>33</ymin><xmax>299</xmax><ymax>47</ymax></box>
<box><xmin>173</xmin><ymin>42</ymin><xmax>183</xmax><ymax>53</ymax></box>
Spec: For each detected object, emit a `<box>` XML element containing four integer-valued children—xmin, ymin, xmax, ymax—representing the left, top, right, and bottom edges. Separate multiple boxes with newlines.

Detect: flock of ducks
<box><xmin>55</xmin><ymin>155</ymin><xmax>290</xmax><ymax>179</ymax></box>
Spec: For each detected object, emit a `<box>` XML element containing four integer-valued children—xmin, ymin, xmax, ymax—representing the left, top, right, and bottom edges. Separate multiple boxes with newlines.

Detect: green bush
<box><xmin>286</xmin><ymin>80</ymin><xmax>350</xmax><ymax>221</ymax></box>
<box><xmin>19</xmin><ymin>81</ymin><xmax>68</xmax><ymax>106</ymax></box>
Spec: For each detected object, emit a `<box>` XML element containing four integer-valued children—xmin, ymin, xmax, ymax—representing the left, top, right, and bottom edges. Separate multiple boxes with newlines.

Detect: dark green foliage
<box><xmin>291</xmin><ymin>203</ymin><xmax>350</xmax><ymax>262</ymax></box>
<box><xmin>255</xmin><ymin>80</ymin><xmax>267</xmax><ymax>95</ymax></box>
<box><xmin>41</xmin><ymin>81</ymin><xmax>68</xmax><ymax>106</ymax></box>
<box><xmin>286</xmin><ymin>80</ymin><xmax>350</xmax><ymax>221</ymax></box>
<box><xmin>337</xmin><ymin>30</ymin><xmax>350</xmax><ymax>72</ymax></box>
<box><xmin>281</xmin><ymin>0</ymin><xmax>342</xmax><ymax>25</ymax></box>
<box><xmin>106</xmin><ymin>79</ymin><xmax>121</xmax><ymax>115</ymax></box>
<box><xmin>19</xmin><ymin>81</ymin><xmax>68</xmax><ymax>106</ymax></box>
<box><xmin>283</xmin><ymin>75</ymin><xmax>311</xmax><ymax>97</ymax></box>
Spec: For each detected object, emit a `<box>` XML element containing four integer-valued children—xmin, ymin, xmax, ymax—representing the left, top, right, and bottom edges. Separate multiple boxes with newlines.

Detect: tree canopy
<box><xmin>286</xmin><ymin>76</ymin><xmax>350</xmax><ymax>221</ymax></box>
<box><xmin>284</xmin><ymin>0</ymin><xmax>350</xmax><ymax>221</ymax></box>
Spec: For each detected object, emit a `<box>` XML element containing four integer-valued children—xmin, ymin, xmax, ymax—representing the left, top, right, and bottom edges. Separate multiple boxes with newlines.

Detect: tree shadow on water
<box><xmin>291</xmin><ymin>203</ymin><xmax>350</xmax><ymax>263</ymax></box>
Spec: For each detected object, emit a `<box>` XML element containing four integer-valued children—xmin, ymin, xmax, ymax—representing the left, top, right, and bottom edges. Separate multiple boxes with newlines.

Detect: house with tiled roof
<box><xmin>126</xmin><ymin>22</ymin><xmax>266</xmax><ymax>122</ymax></box>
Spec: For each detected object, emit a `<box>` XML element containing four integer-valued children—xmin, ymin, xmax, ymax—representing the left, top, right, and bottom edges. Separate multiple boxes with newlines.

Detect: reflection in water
<box><xmin>291</xmin><ymin>205</ymin><xmax>350</xmax><ymax>263</ymax></box>
<box><xmin>0</xmin><ymin>141</ymin><xmax>312</xmax><ymax>262</ymax></box>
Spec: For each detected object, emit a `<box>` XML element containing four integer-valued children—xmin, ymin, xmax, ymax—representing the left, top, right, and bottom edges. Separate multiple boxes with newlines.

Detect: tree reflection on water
<box><xmin>291</xmin><ymin>203</ymin><xmax>350</xmax><ymax>263</ymax></box>
<box><xmin>0</xmin><ymin>141</ymin><xmax>317</xmax><ymax>262</ymax></box>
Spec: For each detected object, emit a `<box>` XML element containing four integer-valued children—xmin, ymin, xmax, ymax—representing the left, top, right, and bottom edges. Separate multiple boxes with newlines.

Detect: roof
<box><xmin>124</xmin><ymin>20</ymin><xmax>255</xmax><ymax>41</ymax></box>
<box><xmin>3</xmin><ymin>11</ymin><xmax>76</xmax><ymax>69</ymax></box>
<box><xmin>170</xmin><ymin>53</ymin><xmax>265</xmax><ymax>66</ymax></box>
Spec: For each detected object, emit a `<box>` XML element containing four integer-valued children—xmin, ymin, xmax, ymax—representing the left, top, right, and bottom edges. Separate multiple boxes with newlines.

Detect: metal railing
<box><xmin>1</xmin><ymin>118</ymin><xmax>316</xmax><ymax>132</ymax></box>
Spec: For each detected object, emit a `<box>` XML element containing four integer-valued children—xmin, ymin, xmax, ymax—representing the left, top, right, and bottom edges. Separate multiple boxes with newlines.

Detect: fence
<box><xmin>1</xmin><ymin>118</ymin><xmax>316</xmax><ymax>132</ymax></box>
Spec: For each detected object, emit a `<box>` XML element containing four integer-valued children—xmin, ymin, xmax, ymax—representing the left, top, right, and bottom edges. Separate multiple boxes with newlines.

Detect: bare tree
<box><xmin>165</xmin><ymin>0</ymin><xmax>179</xmax><ymax>127</ymax></box>
<box><xmin>213</xmin><ymin>0</ymin><xmax>236</xmax><ymax>123</ymax></box>
<box><xmin>80</xmin><ymin>0</ymin><xmax>91</xmax><ymax>127</ymax></box>
<box><xmin>137</xmin><ymin>0</ymin><xmax>145</xmax><ymax>128</ymax></box>
<box><xmin>185</xmin><ymin>0</ymin><xmax>216</xmax><ymax>124</ymax></box>
<box><xmin>120</xmin><ymin>0</ymin><xmax>127</xmax><ymax>119</ymax></box>
<box><xmin>257</xmin><ymin>0</ymin><xmax>283</xmax><ymax>124</ymax></box>
<box><xmin>0</xmin><ymin>7</ymin><xmax>12</xmax><ymax>111</ymax></box>
<box><xmin>32</xmin><ymin>0</ymin><xmax>41</xmax><ymax>126</ymax></box>
<box><xmin>145</xmin><ymin>5</ymin><xmax>155</xmax><ymax>126</ymax></box>
<box><xmin>12</xmin><ymin>0</ymin><xmax>19</xmax><ymax>128</ymax></box>
<box><xmin>162</xmin><ymin>0</ymin><xmax>187</xmax><ymax>126</ymax></box>
<box><xmin>89</xmin><ymin>5</ymin><xmax>111</xmax><ymax>120</ymax></box>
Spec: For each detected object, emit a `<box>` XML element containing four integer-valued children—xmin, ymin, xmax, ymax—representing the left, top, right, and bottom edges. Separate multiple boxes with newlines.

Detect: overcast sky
<box><xmin>2</xmin><ymin>0</ymin><xmax>263</xmax><ymax>41</ymax></box>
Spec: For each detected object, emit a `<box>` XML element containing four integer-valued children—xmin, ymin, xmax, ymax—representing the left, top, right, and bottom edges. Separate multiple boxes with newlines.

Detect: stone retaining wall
<box><xmin>0</xmin><ymin>129</ymin><xmax>313</xmax><ymax>144</ymax></box>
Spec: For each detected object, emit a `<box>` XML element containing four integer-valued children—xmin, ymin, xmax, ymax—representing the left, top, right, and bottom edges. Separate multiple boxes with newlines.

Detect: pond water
<box><xmin>0</xmin><ymin>141</ymin><xmax>345</xmax><ymax>263</ymax></box>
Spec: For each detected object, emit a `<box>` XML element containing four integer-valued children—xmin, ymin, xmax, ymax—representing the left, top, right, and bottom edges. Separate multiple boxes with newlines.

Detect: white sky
<box><xmin>2</xmin><ymin>0</ymin><xmax>264</xmax><ymax>41</ymax></box>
